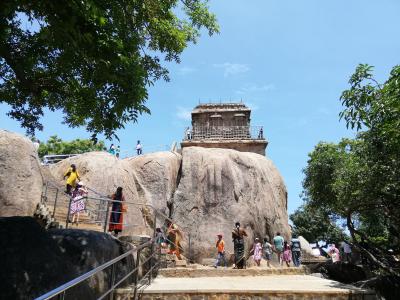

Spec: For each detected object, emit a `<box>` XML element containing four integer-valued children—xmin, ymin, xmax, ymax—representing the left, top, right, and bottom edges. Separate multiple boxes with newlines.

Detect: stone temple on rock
<box><xmin>181</xmin><ymin>102</ymin><xmax>268</xmax><ymax>155</ymax></box>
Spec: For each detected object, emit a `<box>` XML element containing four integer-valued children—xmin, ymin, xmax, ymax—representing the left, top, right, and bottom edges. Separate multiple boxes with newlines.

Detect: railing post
<box><xmin>103</xmin><ymin>199</ymin><xmax>110</xmax><ymax>233</ymax></box>
<box><xmin>133</xmin><ymin>248</ymin><xmax>141</xmax><ymax>300</ymax></box>
<box><xmin>149</xmin><ymin>213</ymin><xmax>157</xmax><ymax>284</ymax></box>
<box><xmin>65</xmin><ymin>196</ymin><xmax>72</xmax><ymax>229</ymax></box>
<box><xmin>52</xmin><ymin>188</ymin><xmax>59</xmax><ymax>218</ymax></box>
<box><xmin>57</xmin><ymin>291</ymin><xmax>65</xmax><ymax>300</ymax></box>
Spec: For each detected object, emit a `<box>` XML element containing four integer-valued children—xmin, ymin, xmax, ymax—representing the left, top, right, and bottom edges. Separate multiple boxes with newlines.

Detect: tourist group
<box><xmin>213</xmin><ymin>222</ymin><xmax>302</xmax><ymax>269</ymax></box>
<box><xmin>63</xmin><ymin>164</ymin><xmax>127</xmax><ymax>237</ymax></box>
<box><xmin>108</xmin><ymin>140</ymin><xmax>143</xmax><ymax>159</ymax></box>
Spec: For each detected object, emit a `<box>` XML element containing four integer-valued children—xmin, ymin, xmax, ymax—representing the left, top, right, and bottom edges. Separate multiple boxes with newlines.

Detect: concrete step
<box><xmin>136</xmin><ymin>275</ymin><xmax>377</xmax><ymax>300</ymax></box>
<box><xmin>66</xmin><ymin>222</ymin><xmax>104</xmax><ymax>232</ymax></box>
<box><xmin>158</xmin><ymin>266</ymin><xmax>307</xmax><ymax>278</ymax></box>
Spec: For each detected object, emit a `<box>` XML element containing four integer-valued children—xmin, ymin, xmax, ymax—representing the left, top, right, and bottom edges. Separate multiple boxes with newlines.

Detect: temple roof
<box><xmin>192</xmin><ymin>103</ymin><xmax>251</xmax><ymax>114</ymax></box>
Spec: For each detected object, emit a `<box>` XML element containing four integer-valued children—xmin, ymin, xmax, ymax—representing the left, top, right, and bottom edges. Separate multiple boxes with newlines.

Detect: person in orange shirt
<box><xmin>214</xmin><ymin>234</ymin><xmax>227</xmax><ymax>268</ymax></box>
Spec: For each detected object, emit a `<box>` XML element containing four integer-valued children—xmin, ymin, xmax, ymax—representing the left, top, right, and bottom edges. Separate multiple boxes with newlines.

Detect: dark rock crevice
<box><xmin>167</xmin><ymin>154</ymin><xmax>183</xmax><ymax>219</ymax></box>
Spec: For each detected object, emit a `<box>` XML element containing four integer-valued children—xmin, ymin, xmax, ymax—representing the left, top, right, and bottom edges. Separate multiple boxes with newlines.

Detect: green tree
<box><xmin>0</xmin><ymin>1</ymin><xmax>219</xmax><ymax>138</ymax></box>
<box><xmin>38</xmin><ymin>135</ymin><xmax>105</xmax><ymax>158</ymax></box>
<box><xmin>290</xmin><ymin>203</ymin><xmax>345</xmax><ymax>244</ymax></box>
<box><xmin>302</xmin><ymin>64</ymin><xmax>400</xmax><ymax>275</ymax></box>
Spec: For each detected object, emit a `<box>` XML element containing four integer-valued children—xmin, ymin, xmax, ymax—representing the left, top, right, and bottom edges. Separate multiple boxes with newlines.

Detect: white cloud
<box><xmin>235</xmin><ymin>83</ymin><xmax>275</xmax><ymax>95</ymax></box>
<box><xmin>213</xmin><ymin>63</ymin><xmax>250</xmax><ymax>77</ymax></box>
<box><xmin>177</xmin><ymin>66</ymin><xmax>197</xmax><ymax>76</ymax></box>
<box><xmin>176</xmin><ymin>106</ymin><xmax>192</xmax><ymax>121</ymax></box>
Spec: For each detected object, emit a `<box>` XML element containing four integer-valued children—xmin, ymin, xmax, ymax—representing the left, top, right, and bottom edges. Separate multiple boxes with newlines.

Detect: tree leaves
<box><xmin>0</xmin><ymin>0</ymin><xmax>219</xmax><ymax>139</ymax></box>
<box><xmin>299</xmin><ymin>64</ymin><xmax>400</xmax><ymax>273</ymax></box>
<box><xmin>37</xmin><ymin>135</ymin><xmax>105</xmax><ymax>158</ymax></box>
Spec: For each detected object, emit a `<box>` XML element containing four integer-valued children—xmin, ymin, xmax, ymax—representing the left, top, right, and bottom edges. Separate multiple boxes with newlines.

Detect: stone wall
<box><xmin>181</xmin><ymin>140</ymin><xmax>267</xmax><ymax>156</ymax></box>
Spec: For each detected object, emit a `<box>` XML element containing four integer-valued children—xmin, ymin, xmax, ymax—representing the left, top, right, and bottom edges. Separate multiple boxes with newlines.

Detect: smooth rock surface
<box><xmin>48</xmin><ymin>151</ymin><xmax>181</xmax><ymax>235</ymax></box>
<box><xmin>0</xmin><ymin>130</ymin><xmax>43</xmax><ymax>217</ymax></box>
<box><xmin>49</xmin><ymin>228</ymin><xmax>134</xmax><ymax>294</ymax></box>
<box><xmin>124</xmin><ymin>152</ymin><xmax>181</xmax><ymax>216</ymax></box>
<box><xmin>172</xmin><ymin>147</ymin><xmax>290</xmax><ymax>262</ymax></box>
<box><xmin>0</xmin><ymin>217</ymin><xmax>91</xmax><ymax>299</ymax></box>
<box><xmin>0</xmin><ymin>216</ymin><xmax>135</xmax><ymax>300</ymax></box>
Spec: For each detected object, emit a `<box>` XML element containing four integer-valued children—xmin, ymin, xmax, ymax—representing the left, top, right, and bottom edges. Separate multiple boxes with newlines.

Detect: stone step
<box><xmin>158</xmin><ymin>266</ymin><xmax>307</xmax><ymax>278</ymax></box>
<box><xmin>136</xmin><ymin>275</ymin><xmax>377</xmax><ymax>300</ymax></box>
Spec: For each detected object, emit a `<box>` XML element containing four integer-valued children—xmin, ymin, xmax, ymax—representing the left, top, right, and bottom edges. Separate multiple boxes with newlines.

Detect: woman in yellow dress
<box><xmin>64</xmin><ymin>164</ymin><xmax>80</xmax><ymax>195</ymax></box>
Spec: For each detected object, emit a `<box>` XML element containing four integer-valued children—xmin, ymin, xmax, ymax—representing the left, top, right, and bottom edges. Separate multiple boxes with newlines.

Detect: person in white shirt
<box><xmin>33</xmin><ymin>138</ymin><xmax>40</xmax><ymax>151</ymax></box>
<box><xmin>136</xmin><ymin>140</ymin><xmax>142</xmax><ymax>155</ymax></box>
<box><xmin>341</xmin><ymin>241</ymin><xmax>352</xmax><ymax>262</ymax></box>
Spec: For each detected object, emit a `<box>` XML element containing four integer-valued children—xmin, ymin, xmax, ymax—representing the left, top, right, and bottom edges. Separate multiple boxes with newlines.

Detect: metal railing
<box><xmin>42</xmin><ymin>154</ymin><xmax>79</xmax><ymax>165</ymax></box>
<box><xmin>36</xmin><ymin>182</ymin><xmax>191</xmax><ymax>300</ymax></box>
<box><xmin>35</xmin><ymin>239</ymin><xmax>155</xmax><ymax>300</ymax></box>
<box><xmin>41</xmin><ymin>143</ymin><xmax>176</xmax><ymax>164</ymax></box>
<box><xmin>183</xmin><ymin>125</ymin><xmax>265</xmax><ymax>141</ymax></box>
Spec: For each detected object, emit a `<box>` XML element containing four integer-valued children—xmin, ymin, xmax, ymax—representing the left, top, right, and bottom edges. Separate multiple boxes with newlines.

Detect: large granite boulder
<box><xmin>0</xmin><ymin>130</ymin><xmax>43</xmax><ymax>217</ymax></box>
<box><xmin>49</xmin><ymin>151</ymin><xmax>144</xmax><ymax>235</ymax></box>
<box><xmin>0</xmin><ymin>216</ymin><xmax>134</xmax><ymax>300</ymax></box>
<box><xmin>49</xmin><ymin>228</ymin><xmax>134</xmax><ymax>296</ymax></box>
<box><xmin>125</xmin><ymin>152</ymin><xmax>181</xmax><ymax>217</ymax></box>
<box><xmin>172</xmin><ymin>147</ymin><xmax>290</xmax><ymax>262</ymax></box>
<box><xmin>48</xmin><ymin>151</ymin><xmax>181</xmax><ymax>235</ymax></box>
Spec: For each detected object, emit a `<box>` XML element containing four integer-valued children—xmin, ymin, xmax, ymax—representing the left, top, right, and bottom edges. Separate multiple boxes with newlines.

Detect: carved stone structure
<box><xmin>181</xmin><ymin>103</ymin><xmax>267</xmax><ymax>155</ymax></box>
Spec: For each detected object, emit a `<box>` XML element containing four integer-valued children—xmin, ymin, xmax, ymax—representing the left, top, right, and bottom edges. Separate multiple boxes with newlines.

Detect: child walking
<box><xmin>250</xmin><ymin>237</ymin><xmax>263</xmax><ymax>266</ymax></box>
<box><xmin>263</xmin><ymin>237</ymin><xmax>273</xmax><ymax>267</ymax></box>
<box><xmin>214</xmin><ymin>234</ymin><xmax>227</xmax><ymax>268</ymax></box>
<box><xmin>282</xmin><ymin>241</ymin><xmax>292</xmax><ymax>267</ymax></box>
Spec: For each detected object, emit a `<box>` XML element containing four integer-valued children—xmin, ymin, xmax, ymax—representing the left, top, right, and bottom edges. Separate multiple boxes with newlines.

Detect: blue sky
<box><xmin>1</xmin><ymin>0</ymin><xmax>399</xmax><ymax>215</ymax></box>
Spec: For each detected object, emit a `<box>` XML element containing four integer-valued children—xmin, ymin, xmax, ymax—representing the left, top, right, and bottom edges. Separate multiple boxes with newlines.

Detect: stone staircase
<box><xmin>139</xmin><ymin>265</ymin><xmax>376</xmax><ymax>300</ymax></box>
<box><xmin>113</xmin><ymin>258</ymin><xmax>377</xmax><ymax>300</ymax></box>
<box><xmin>34</xmin><ymin>179</ymin><xmax>104</xmax><ymax>232</ymax></box>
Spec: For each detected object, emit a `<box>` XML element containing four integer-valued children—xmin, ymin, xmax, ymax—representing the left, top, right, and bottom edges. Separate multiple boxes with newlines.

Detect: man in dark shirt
<box><xmin>291</xmin><ymin>236</ymin><xmax>302</xmax><ymax>267</ymax></box>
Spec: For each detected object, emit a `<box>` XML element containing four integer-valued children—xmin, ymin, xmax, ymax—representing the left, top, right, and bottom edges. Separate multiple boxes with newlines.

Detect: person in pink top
<box><xmin>282</xmin><ymin>241</ymin><xmax>292</xmax><ymax>267</ymax></box>
<box><xmin>250</xmin><ymin>238</ymin><xmax>263</xmax><ymax>266</ymax></box>
<box><xmin>329</xmin><ymin>244</ymin><xmax>340</xmax><ymax>263</ymax></box>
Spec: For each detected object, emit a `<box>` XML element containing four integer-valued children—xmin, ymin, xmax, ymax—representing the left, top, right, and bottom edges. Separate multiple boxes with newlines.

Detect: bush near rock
<box><xmin>0</xmin><ymin>130</ymin><xmax>43</xmax><ymax>217</ymax></box>
<box><xmin>0</xmin><ymin>216</ymin><xmax>134</xmax><ymax>300</ymax></box>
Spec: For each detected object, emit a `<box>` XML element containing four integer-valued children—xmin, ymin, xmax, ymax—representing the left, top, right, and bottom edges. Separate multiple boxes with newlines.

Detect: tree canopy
<box><xmin>290</xmin><ymin>203</ymin><xmax>345</xmax><ymax>244</ymax></box>
<box><xmin>38</xmin><ymin>135</ymin><xmax>105</xmax><ymax>158</ymax></box>
<box><xmin>297</xmin><ymin>64</ymin><xmax>400</xmax><ymax>275</ymax></box>
<box><xmin>0</xmin><ymin>0</ymin><xmax>219</xmax><ymax>139</ymax></box>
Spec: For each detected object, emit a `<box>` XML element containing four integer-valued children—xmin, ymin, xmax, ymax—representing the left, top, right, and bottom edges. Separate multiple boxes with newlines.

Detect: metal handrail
<box><xmin>183</xmin><ymin>125</ymin><xmax>265</xmax><ymax>141</ymax></box>
<box><xmin>35</xmin><ymin>240</ymin><xmax>153</xmax><ymax>300</ymax></box>
<box><xmin>37</xmin><ymin>181</ymin><xmax>191</xmax><ymax>299</ymax></box>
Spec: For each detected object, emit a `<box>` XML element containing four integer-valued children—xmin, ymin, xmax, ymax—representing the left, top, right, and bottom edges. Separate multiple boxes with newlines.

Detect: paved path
<box><xmin>142</xmin><ymin>274</ymin><xmax>370</xmax><ymax>294</ymax></box>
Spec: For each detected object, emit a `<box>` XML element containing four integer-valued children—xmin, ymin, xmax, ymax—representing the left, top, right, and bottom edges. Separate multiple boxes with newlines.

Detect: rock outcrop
<box><xmin>48</xmin><ymin>151</ymin><xmax>182</xmax><ymax>235</ymax></box>
<box><xmin>0</xmin><ymin>216</ymin><xmax>90</xmax><ymax>299</ymax></box>
<box><xmin>172</xmin><ymin>147</ymin><xmax>290</xmax><ymax>262</ymax></box>
<box><xmin>49</xmin><ymin>228</ymin><xmax>134</xmax><ymax>294</ymax></box>
<box><xmin>1</xmin><ymin>129</ymin><xmax>291</xmax><ymax>263</ymax></box>
<box><xmin>124</xmin><ymin>151</ymin><xmax>181</xmax><ymax>216</ymax></box>
<box><xmin>0</xmin><ymin>130</ymin><xmax>43</xmax><ymax>217</ymax></box>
